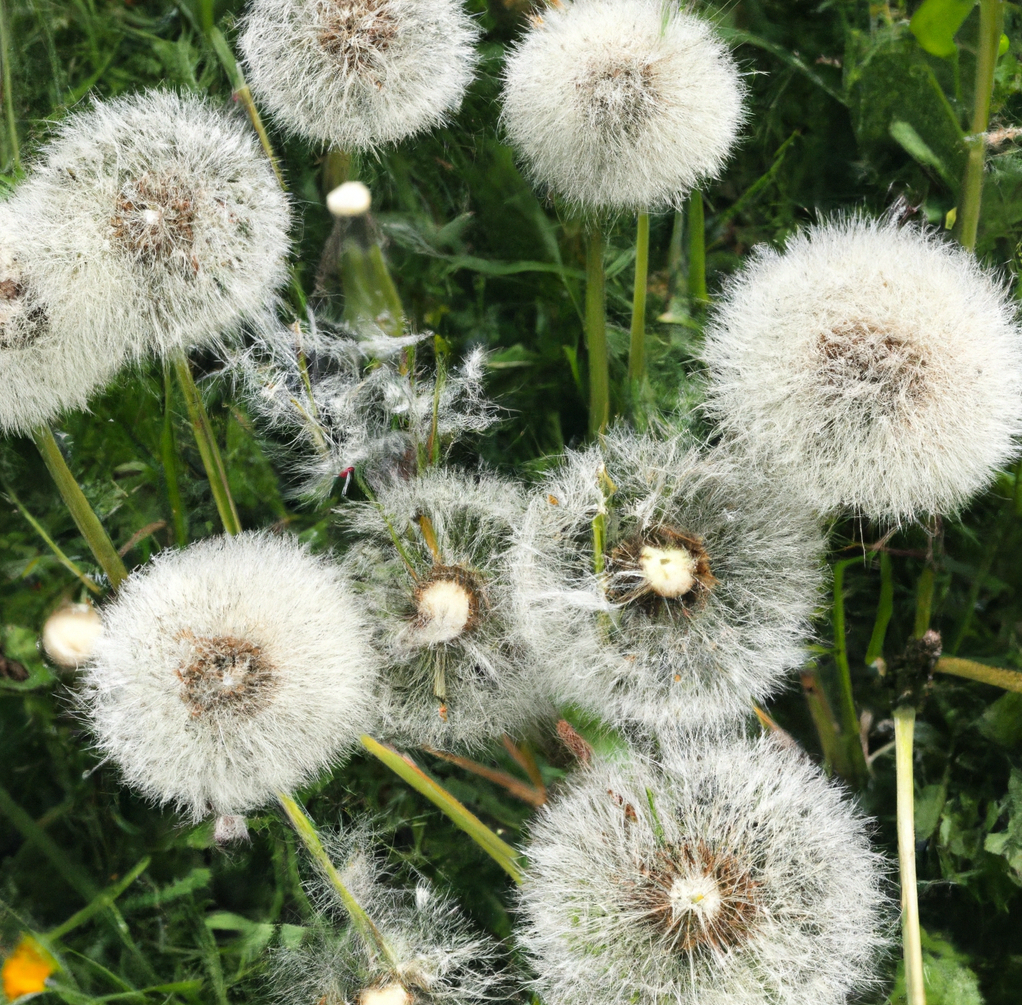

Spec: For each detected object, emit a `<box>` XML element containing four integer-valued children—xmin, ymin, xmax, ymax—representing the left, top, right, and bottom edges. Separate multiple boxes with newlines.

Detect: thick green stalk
<box><xmin>800</xmin><ymin>668</ymin><xmax>845</xmax><ymax>775</ymax></box>
<box><xmin>161</xmin><ymin>364</ymin><xmax>188</xmax><ymax>546</ymax></box>
<box><xmin>687</xmin><ymin>190</ymin><xmax>707</xmax><ymax>307</ymax></box>
<box><xmin>276</xmin><ymin>793</ymin><xmax>398</xmax><ymax>967</ymax></box>
<box><xmin>831</xmin><ymin>559</ymin><xmax>869</xmax><ymax>786</ymax></box>
<box><xmin>31</xmin><ymin>426</ymin><xmax>128</xmax><ymax>588</ymax></box>
<box><xmin>865</xmin><ymin>550</ymin><xmax>895</xmax><ymax>665</ymax></box>
<box><xmin>0</xmin><ymin>0</ymin><xmax>19</xmax><ymax>170</ymax></box>
<box><xmin>585</xmin><ymin>226</ymin><xmax>609</xmax><ymax>437</ymax></box>
<box><xmin>957</xmin><ymin>0</ymin><xmax>1003</xmax><ymax>251</ymax></box>
<box><xmin>935</xmin><ymin>656</ymin><xmax>1022</xmax><ymax>692</ymax></box>
<box><xmin>360</xmin><ymin>735</ymin><xmax>524</xmax><ymax>883</ymax></box>
<box><xmin>895</xmin><ymin>705</ymin><xmax>927</xmax><ymax>1005</ymax></box>
<box><xmin>172</xmin><ymin>352</ymin><xmax>241</xmax><ymax>536</ymax></box>
<box><xmin>627</xmin><ymin>212</ymin><xmax>650</xmax><ymax>385</ymax></box>
<box><xmin>913</xmin><ymin>565</ymin><xmax>935</xmax><ymax>638</ymax></box>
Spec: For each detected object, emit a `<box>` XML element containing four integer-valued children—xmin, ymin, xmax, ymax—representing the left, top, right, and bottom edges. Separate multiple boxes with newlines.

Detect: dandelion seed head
<box><xmin>501</xmin><ymin>0</ymin><xmax>745</xmax><ymax>212</ymax></box>
<box><xmin>702</xmin><ymin>215</ymin><xmax>1022</xmax><ymax>521</ymax></box>
<box><xmin>16</xmin><ymin>91</ymin><xmax>290</xmax><ymax>359</ymax></box>
<box><xmin>329</xmin><ymin>180</ymin><xmax>373</xmax><ymax>218</ymax></box>
<box><xmin>518</xmin><ymin>734</ymin><xmax>890</xmax><ymax>1005</ymax></box>
<box><xmin>82</xmin><ymin>532</ymin><xmax>379</xmax><ymax>820</ymax></box>
<box><xmin>42</xmin><ymin>602</ymin><xmax>103</xmax><ymax>669</ymax></box>
<box><xmin>510</xmin><ymin>429</ymin><xmax>824</xmax><ymax>730</ymax></box>
<box><xmin>239</xmin><ymin>0</ymin><xmax>480</xmax><ymax>151</ymax></box>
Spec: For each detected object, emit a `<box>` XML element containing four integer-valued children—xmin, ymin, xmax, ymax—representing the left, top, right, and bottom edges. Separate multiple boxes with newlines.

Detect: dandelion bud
<box><xmin>239</xmin><ymin>0</ymin><xmax>480</xmax><ymax>151</ymax></box>
<box><xmin>82</xmin><ymin>532</ymin><xmax>379</xmax><ymax>821</ymax></box>
<box><xmin>510</xmin><ymin>429</ymin><xmax>824</xmax><ymax>730</ymax></box>
<box><xmin>341</xmin><ymin>469</ymin><xmax>547</xmax><ymax>750</ymax></box>
<box><xmin>16</xmin><ymin>91</ymin><xmax>290</xmax><ymax>359</ymax></box>
<box><xmin>359</xmin><ymin>984</ymin><xmax>412</xmax><ymax>1005</ymax></box>
<box><xmin>42</xmin><ymin>602</ymin><xmax>103</xmax><ymax>669</ymax></box>
<box><xmin>518</xmin><ymin>735</ymin><xmax>890</xmax><ymax>1005</ymax></box>
<box><xmin>501</xmin><ymin>0</ymin><xmax>745</xmax><ymax>212</ymax></box>
<box><xmin>328</xmin><ymin>181</ymin><xmax>373</xmax><ymax>218</ymax></box>
<box><xmin>703</xmin><ymin>215</ymin><xmax>1022</xmax><ymax>521</ymax></box>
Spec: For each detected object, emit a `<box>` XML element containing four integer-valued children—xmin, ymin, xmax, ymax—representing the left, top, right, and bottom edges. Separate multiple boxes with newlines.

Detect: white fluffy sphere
<box><xmin>702</xmin><ymin>216</ymin><xmax>1022</xmax><ymax>521</ymax></box>
<box><xmin>239</xmin><ymin>0</ymin><xmax>480</xmax><ymax>151</ymax></box>
<box><xmin>16</xmin><ymin>90</ymin><xmax>290</xmax><ymax>358</ymax></box>
<box><xmin>82</xmin><ymin>532</ymin><xmax>379</xmax><ymax>820</ymax></box>
<box><xmin>42</xmin><ymin>602</ymin><xmax>104</xmax><ymax>669</ymax></box>
<box><xmin>501</xmin><ymin>0</ymin><xmax>745</xmax><ymax>212</ymax></box>
<box><xmin>518</xmin><ymin>735</ymin><xmax>889</xmax><ymax>1005</ymax></box>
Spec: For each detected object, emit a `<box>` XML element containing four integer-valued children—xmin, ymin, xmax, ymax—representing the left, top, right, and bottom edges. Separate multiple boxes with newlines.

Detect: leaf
<box><xmin>890</xmin><ymin>120</ymin><xmax>956</xmax><ymax>184</ymax></box>
<box><xmin>983</xmin><ymin>768</ymin><xmax>1022</xmax><ymax>884</ymax></box>
<box><xmin>910</xmin><ymin>0</ymin><xmax>976</xmax><ymax>58</ymax></box>
<box><xmin>916</xmin><ymin>783</ymin><xmax>948</xmax><ymax>840</ymax></box>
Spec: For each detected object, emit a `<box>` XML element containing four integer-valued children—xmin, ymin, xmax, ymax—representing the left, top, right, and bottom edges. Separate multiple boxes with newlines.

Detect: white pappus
<box><xmin>15</xmin><ymin>90</ymin><xmax>290</xmax><ymax>360</ymax></box>
<box><xmin>501</xmin><ymin>0</ymin><xmax>745</xmax><ymax>213</ymax></box>
<box><xmin>509</xmin><ymin>428</ymin><xmax>825</xmax><ymax>731</ymax></box>
<box><xmin>239</xmin><ymin>0</ymin><xmax>480</xmax><ymax>151</ymax></box>
<box><xmin>82</xmin><ymin>532</ymin><xmax>380</xmax><ymax>824</ymax></box>
<box><xmin>702</xmin><ymin>214</ymin><xmax>1022</xmax><ymax>522</ymax></box>
<box><xmin>517</xmin><ymin>733</ymin><xmax>890</xmax><ymax>1005</ymax></box>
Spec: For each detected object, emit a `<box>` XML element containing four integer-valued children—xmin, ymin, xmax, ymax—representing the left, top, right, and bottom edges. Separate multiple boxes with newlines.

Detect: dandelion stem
<box><xmin>799</xmin><ymin>668</ymin><xmax>845</xmax><ymax>775</ymax></box>
<box><xmin>864</xmin><ymin>550</ymin><xmax>894</xmax><ymax>665</ymax></box>
<box><xmin>172</xmin><ymin>351</ymin><xmax>242</xmax><ymax>537</ymax></box>
<box><xmin>957</xmin><ymin>0</ymin><xmax>1004</xmax><ymax>251</ymax></box>
<box><xmin>360</xmin><ymin>735</ymin><xmax>524</xmax><ymax>883</ymax></box>
<box><xmin>934</xmin><ymin>656</ymin><xmax>1022</xmax><ymax>692</ymax></box>
<box><xmin>894</xmin><ymin>704</ymin><xmax>927</xmax><ymax>1005</ymax></box>
<box><xmin>687</xmin><ymin>190</ymin><xmax>707</xmax><ymax>308</ymax></box>
<box><xmin>585</xmin><ymin>226</ymin><xmax>609</xmax><ymax>437</ymax></box>
<box><xmin>161</xmin><ymin>363</ymin><xmax>188</xmax><ymax>546</ymax></box>
<box><xmin>45</xmin><ymin>856</ymin><xmax>150</xmax><ymax>942</ymax></box>
<box><xmin>31</xmin><ymin>426</ymin><xmax>128</xmax><ymax>589</ymax></box>
<box><xmin>276</xmin><ymin>792</ymin><xmax>399</xmax><ymax>968</ymax></box>
<box><xmin>423</xmin><ymin>747</ymin><xmax>546</xmax><ymax>807</ymax></box>
<box><xmin>913</xmin><ymin>564</ymin><xmax>935</xmax><ymax>638</ymax></box>
<box><xmin>0</xmin><ymin>0</ymin><xmax>20</xmax><ymax>171</ymax></box>
<box><xmin>831</xmin><ymin>558</ymin><xmax>869</xmax><ymax>786</ymax></box>
<box><xmin>627</xmin><ymin>212</ymin><xmax>650</xmax><ymax>386</ymax></box>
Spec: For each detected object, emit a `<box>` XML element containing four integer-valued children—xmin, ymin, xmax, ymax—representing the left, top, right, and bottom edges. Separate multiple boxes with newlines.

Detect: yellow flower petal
<box><xmin>2</xmin><ymin>936</ymin><xmax>56</xmax><ymax>1001</ymax></box>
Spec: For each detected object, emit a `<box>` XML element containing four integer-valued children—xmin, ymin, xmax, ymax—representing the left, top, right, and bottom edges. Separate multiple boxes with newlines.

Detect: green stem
<box><xmin>627</xmin><ymin>212</ymin><xmax>650</xmax><ymax>386</ymax></box>
<box><xmin>935</xmin><ymin>656</ymin><xmax>1022</xmax><ymax>692</ymax></box>
<box><xmin>172</xmin><ymin>352</ymin><xmax>241</xmax><ymax>536</ymax></box>
<box><xmin>0</xmin><ymin>0</ymin><xmax>19</xmax><ymax>170</ymax></box>
<box><xmin>800</xmin><ymin>667</ymin><xmax>846</xmax><ymax>775</ymax></box>
<box><xmin>957</xmin><ymin>0</ymin><xmax>1003</xmax><ymax>251</ymax></box>
<box><xmin>832</xmin><ymin>558</ymin><xmax>869</xmax><ymax>786</ymax></box>
<box><xmin>360</xmin><ymin>735</ymin><xmax>524</xmax><ymax>884</ymax></box>
<box><xmin>913</xmin><ymin>565</ymin><xmax>935</xmax><ymax>638</ymax></box>
<box><xmin>687</xmin><ymin>190</ymin><xmax>707</xmax><ymax>307</ymax></box>
<box><xmin>161</xmin><ymin>364</ymin><xmax>188</xmax><ymax>546</ymax></box>
<box><xmin>894</xmin><ymin>705</ymin><xmax>926</xmax><ymax>1005</ymax></box>
<box><xmin>46</xmin><ymin>857</ymin><xmax>150</xmax><ymax>942</ymax></box>
<box><xmin>276</xmin><ymin>792</ymin><xmax>398</xmax><ymax>967</ymax></box>
<box><xmin>585</xmin><ymin>226</ymin><xmax>609</xmax><ymax>437</ymax></box>
<box><xmin>31</xmin><ymin>426</ymin><xmax>128</xmax><ymax>589</ymax></box>
<box><xmin>864</xmin><ymin>550</ymin><xmax>894</xmax><ymax>665</ymax></box>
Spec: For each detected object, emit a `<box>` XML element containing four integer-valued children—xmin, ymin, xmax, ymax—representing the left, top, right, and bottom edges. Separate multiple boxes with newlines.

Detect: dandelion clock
<box><xmin>518</xmin><ymin>735</ymin><xmax>889</xmax><ymax>1005</ymax></box>
<box><xmin>82</xmin><ymin>533</ymin><xmax>379</xmax><ymax>828</ymax></box>
<box><xmin>703</xmin><ymin>216</ymin><xmax>1022</xmax><ymax>521</ymax></box>
<box><xmin>239</xmin><ymin>0</ymin><xmax>480</xmax><ymax>151</ymax></box>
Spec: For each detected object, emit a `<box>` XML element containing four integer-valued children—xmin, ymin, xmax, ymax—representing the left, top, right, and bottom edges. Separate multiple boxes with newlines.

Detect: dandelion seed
<box><xmin>510</xmin><ymin>429</ymin><xmax>824</xmax><ymax>730</ymax></box>
<box><xmin>702</xmin><ymin>215</ymin><xmax>1022</xmax><ymax>521</ymax></box>
<box><xmin>501</xmin><ymin>0</ymin><xmax>745</xmax><ymax>212</ymax></box>
<box><xmin>42</xmin><ymin>602</ymin><xmax>103</xmax><ymax>669</ymax></box>
<box><xmin>518</xmin><ymin>734</ymin><xmax>890</xmax><ymax>1005</ymax></box>
<box><xmin>82</xmin><ymin>532</ymin><xmax>379</xmax><ymax>821</ymax></box>
<box><xmin>239</xmin><ymin>0</ymin><xmax>480</xmax><ymax>151</ymax></box>
<box><xmin>341</xmin><ymin>468</ymin><xmax>547</xmax><ymax>750</ymax></box>
<box><xmin>16</xmin><ymin>91</ymin><xmax>290</xmax><ymax>359</ymax></box>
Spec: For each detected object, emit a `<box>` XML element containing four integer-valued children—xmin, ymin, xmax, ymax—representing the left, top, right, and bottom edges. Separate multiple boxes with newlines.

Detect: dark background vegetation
<box><xmin>1</xmin><ymin>0</ymin><xmax>1022</xmax><ymax>1002</ymax></box>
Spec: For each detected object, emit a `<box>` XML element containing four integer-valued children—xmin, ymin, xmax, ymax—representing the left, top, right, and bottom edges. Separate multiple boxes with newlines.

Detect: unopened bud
<box><xmin>327</xmin><ymin>181</ymin><xmax>372</xmax><ymax>218</ymax></box>
<box><xmin>359</xmin><ymin>984</ymin><xmax>412</xmax><ymax>1005</ymax></box>
<box><xmin>42</xmin><ymin>603</ymin><xmax>102</xmax><ymax>668</ymax></box>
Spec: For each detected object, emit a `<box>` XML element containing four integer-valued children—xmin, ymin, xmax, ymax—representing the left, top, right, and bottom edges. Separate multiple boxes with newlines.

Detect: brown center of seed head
<box><xmin>817</xmin><ymin>318</ymin><xmax>927</xmax><ymax>410</ymax></box>
<box><xmin>110</xmin><ymin>173</ymin><xmax>198</xmax><ymax>267</ymax></box>
<box><xmin>175</xmin><ymin>632</ymin><xmax>276</xmax><ymax>717</ymax></box>
<box><xmin>315</xmin><ymin>0</ymin><xmax>399</xmax><ymax>78</ymax></box>
<box><xmin>576</xmin><ymin>57</ymin><xmax>659</xmax><ymax>137</ymax></box>
<box><xmin>0</xmin><ymin>256</ymin><xmax>49</xmax><ymax>349</ymax></box>
<box><xmin>606</xmin><ymin>526</ymin><xmax>715</xmax><ymax>610</ymax></box>
<box><xmin>632</xmin><ymin>841</ymin><xmax>759</xmax><ymax>955</ymax></box>
<box><xmin>413</xmin><ymin>564</ymin><xmax>483</xmax><ymax>645</ymax></box>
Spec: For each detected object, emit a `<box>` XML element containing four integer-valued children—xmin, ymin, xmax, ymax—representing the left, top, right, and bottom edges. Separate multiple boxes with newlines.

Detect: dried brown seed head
<box><xmin>316</xmin><ymin>0</ymin><xmax>399</xmax><ymax>80</ymax></box>
<box><xmin>110</xmin><ymin>173</ymin><xmax>199</xmax><ymax>268</ymax></box>
<box><xmin>176</xmin><ymin>631</ymin><xmax>276</xmax><ymax>717</ymax></box>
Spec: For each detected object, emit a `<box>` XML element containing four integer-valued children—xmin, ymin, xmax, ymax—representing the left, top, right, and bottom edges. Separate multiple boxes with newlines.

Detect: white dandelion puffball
<box><xmin>702</xmin><ymin>216</ymin><xmax>1022</xmax><ymax>521</ymax></box>
<box><xmin>42</xmin><ymin>602</ymin><xmax>104</xmax><ymax>669</ymax></box>
<box><xmin>16</xmin><ymin>90</ymin><xmax>290</xmax><ymax>359</ymax></box>
<box><xmin>239</xmin><ymin>0</ymin><xmax>480</xmax><ymax>151</ymax></box>
<box><xmin>0</xmin><ymin>199</ymin><xmax>128</xmax><ymax>435</ymax></box>
<box><xmin>274</xmin><ymin>829</ymin><xmax>508</xmax><ymax>1005</ymax></box>
<box><xmin>518</xmin><ymin>735</ymin><xmax>889</xmax><ymax>1005</ymax></box>
<box><xmin>340</xmin><ymin>468</ymin><xmax>545</xmax><ymax>750</ymax></box>
<box><xmin>501</xmin><ymin>0</ymin><xmax>745</xmax><ymax>212</ymax></box>
<box><xmin>83</xmin><ymin>532</ymin><xmax>379</xmax><ymax>820</ymax></box>
<box><xmin>510</xmin><ymin>429</ymin><xmax>824</xmax><ymax>731</ymax></box>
